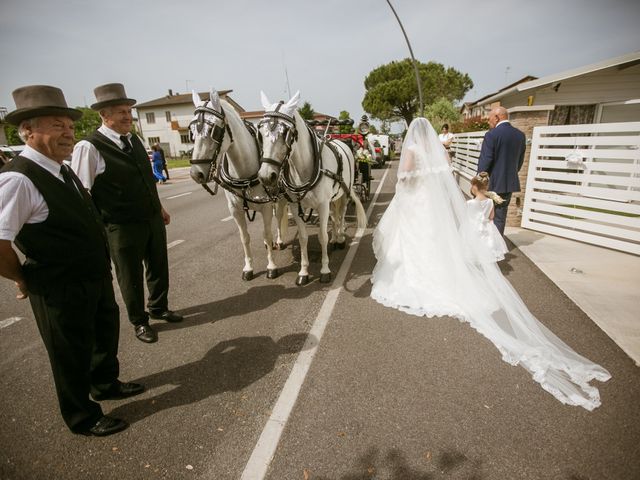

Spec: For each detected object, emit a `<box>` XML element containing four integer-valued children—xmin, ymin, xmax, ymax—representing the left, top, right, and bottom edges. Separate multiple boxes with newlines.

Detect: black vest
<box><xmin>1</xmin><ymin>156</ymin><xmax>111</xmax><ymax>294</ymax></box>
<box><xmin>87</xmin><ymin>131</ymin><xmax>162</xmax><ymax>224</ymax></box>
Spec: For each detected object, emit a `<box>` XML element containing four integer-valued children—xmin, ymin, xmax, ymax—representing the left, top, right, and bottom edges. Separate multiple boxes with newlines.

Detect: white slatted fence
<box><xmin>522</xmin><ymin>122</ymin><xmax>640</xmax><ymax>254</ymax></box>
<box><xmin>450</xmin><ymin>131</ymin><xmax>486</xmax><ymax>180</ymax></box>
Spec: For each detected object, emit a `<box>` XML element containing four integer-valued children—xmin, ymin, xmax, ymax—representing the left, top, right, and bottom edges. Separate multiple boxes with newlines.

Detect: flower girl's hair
<box><xmin>471</xmin><ymin>172</ymin><xmax>504</xmax><ymax>204</ymax></box>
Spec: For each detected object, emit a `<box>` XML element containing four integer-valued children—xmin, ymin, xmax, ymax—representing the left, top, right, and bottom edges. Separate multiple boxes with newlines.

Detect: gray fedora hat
<box><xmin>91</xmin><ymin>83</ymin><xmax>136</xmax><ymax>110</ymax></box>
<box><xmin>5</xmin><ymin>85</ymin><xmax>82</xmax><ymax>126</ymax></box>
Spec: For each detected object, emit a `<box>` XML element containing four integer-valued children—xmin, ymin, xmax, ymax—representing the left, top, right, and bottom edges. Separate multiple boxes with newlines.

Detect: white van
<box><xmin>367</xmin><ymin>134</ymin><xmax>390</xmax><ymax>161</ymax></box>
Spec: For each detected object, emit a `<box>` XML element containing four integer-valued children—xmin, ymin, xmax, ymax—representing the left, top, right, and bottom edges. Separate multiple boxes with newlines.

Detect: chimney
<box><xmin>168</xmin><ymin>89</ymin><xmax>173</xmax><ymax>96</ymax></box>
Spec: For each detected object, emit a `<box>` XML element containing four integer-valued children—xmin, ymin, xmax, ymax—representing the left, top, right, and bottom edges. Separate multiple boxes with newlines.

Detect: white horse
<box><xmin>257</xmin><ymin>91</ymin><xmax>367</xmax><ymax>286</ymax></box>
<box><xmin>189</xmin><ymin>88</ymin><xmax>287</xmax><ymax>281</ymax></box>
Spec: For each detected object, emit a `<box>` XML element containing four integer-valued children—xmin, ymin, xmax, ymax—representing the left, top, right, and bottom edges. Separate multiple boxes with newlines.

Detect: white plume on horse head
<box><xmin>282</xmin><ymin>91</ymin><xmax>300</xmax><ymax>117</ymax></box>
<box><xmin>209</xmin><ymin>88</ymin><xmax>221</xmax><ymax>112</ymax></box>
<box><xmin>260</xmin><ymin>91</ymin><xmax>273</xmax><ymax>111</ymax></box>
<box><xmin>260</xmin><ymin>90</ymin><xmax>300</xmax><ymax>118</ymax></box>
<box><xmin>192</xmin><ymin>90</ymin><xmax>203</xmax><ymax>108</ymax></box>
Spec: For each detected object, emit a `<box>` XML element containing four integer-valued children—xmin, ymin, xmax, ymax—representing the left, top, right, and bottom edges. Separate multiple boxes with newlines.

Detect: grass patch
<box><xmin>167</xmin><ymin>157</ymin><xmax>192</xmax><ymax>169</ymax></box>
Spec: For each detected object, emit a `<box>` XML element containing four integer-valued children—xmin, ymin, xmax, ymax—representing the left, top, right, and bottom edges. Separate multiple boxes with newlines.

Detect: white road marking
<box><xmin>241</xmin><ymin>167</ymin><xmax>390</xmax><ymax>479</ymax></box>
<box><xmin>221</xmin><ymin>216</ymin><xmax>234</xmax><ymax>222</ymax></box>
<box><xmin>1</xmin><ymin>317</ymin><xmax>25</xmax><ymax>330</ymax></box>
<box><xmin>167</xmin><ymin>240</ymin><xmax>185</xmax><ymax>249</ymax></box>
<box><xmin>166</xmin><ymin>192</ymin><xmax>193</xmax><ymax>200</ymax></box>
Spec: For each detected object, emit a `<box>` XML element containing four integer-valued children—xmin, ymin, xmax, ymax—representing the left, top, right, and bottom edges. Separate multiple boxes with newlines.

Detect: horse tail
<box><xmin>349</xmin><ymin>188</ymin><xmax>368</xmax><ymax>229</ymax></box>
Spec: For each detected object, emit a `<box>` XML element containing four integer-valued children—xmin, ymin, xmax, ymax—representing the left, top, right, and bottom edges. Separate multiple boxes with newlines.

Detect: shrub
<box><xmin>451</xmin><ymin>115</ymin><xmax>489</xmax><ymax>133</ymax></box>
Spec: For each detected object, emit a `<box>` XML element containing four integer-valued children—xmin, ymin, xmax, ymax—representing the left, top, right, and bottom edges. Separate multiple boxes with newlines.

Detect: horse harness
<box><xmin>189</xmin><ymin>104</ymin><xmax>270</xmax><ymax>221</ymax></box>
<box><xmin>258</xmin><ymin>104</ymin><xmax>352</xmax><ymax>222</ymax></box>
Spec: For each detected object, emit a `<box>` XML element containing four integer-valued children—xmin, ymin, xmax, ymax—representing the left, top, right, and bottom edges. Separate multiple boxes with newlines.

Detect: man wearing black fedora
<box><xmin>71</xmin><ymin>83</ymin><xmax>182</xmax><ymax>344</ymax></box>
<box><xmin>0</xmin><ymin>85</ymin><xmax>144</xmax><ymax>436</ymax></box>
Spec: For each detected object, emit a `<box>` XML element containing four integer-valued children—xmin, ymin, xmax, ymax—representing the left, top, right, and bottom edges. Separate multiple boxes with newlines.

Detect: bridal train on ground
<box><xmin>371</xmin><ymin>118</ymin><xmax>610</xmax><ymax>410</ymax></box>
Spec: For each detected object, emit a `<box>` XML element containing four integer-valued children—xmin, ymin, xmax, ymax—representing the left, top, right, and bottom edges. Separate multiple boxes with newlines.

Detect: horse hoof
<box><xmin>276</xmin><ymin>242</ymin><xmax>286</xmax><ymax>250</ymax></box>
<box><xmin>320</xmin><ymin>273</ymin><xmax>332</xmax><ymax>283</ymax></box>
<box><xmin>242</xmin><ymin>271</ymin><xmax>254</xmax><ymax>281</ymax></box>
<box><xmin>296</xmin><ymin>275</ymin><xmax>309</xmax><ymax>286</ymax></box>
<box><xmin>267</xmin><ymin>269</ymin><xmax>279</xmax><ymax>279</ymax></box>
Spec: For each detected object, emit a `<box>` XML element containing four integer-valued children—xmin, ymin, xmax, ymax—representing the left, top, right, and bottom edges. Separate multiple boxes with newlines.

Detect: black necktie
<box><xmin>60</xmin><ymin>164</ymin><xmax>81</xmax><ymax>196</ymax></box>
<box><xmin>120</xmin><ymin>135</ymin><xmax>133</xmax><ymax>153</ymax></box>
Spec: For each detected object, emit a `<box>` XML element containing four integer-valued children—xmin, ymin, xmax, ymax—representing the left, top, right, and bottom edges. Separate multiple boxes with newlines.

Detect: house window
<box><xmin>148</xmin><ymin>137</ymin><xmax>160</xmax><ymax>145</ymax></box>
<box><xmin>180</xmin><ymin>134</ymin><xmax>192</xmax><ymax>144</ymax></box>
<box><xmin>146</xmin><ymin>112</ymin><xmax>155</xmax><ymax>124</ymax></box>
<box><xmin>165</xmin><ymin>111</ymin><xmax>171</xmax><ymax>122</ymax></box>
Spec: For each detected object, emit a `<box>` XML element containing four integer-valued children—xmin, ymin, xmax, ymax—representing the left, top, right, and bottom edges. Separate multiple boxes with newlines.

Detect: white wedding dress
<box><xmin>371</xmin><ymin>118</ymin><xmax>610</xmax><ymax>410</ymax></box>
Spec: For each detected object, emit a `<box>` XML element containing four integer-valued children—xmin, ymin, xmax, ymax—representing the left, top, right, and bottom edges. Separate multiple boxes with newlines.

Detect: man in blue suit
<box><xmin>477</xmin><ymin>106</ymin><xmax>526</xmax><ymax>235</ymax></box>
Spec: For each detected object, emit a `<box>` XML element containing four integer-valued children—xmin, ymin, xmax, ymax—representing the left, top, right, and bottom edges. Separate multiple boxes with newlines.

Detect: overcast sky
<box><xmin>1</xmin><ymin>0</ymin><xmax>639</xmax><ymax>129</ymax></box>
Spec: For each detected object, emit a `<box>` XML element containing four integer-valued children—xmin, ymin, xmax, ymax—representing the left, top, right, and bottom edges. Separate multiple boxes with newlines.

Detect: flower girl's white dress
<box><xmin>466</xmin><ymin>198</ymin><xmax>509</xmax><ymax>261</ymax></box>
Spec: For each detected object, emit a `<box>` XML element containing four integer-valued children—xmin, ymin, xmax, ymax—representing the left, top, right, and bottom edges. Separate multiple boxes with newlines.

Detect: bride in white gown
<box><xmin>371</xmin><ymin>117</ymin><xmax>610</xmax><ymax>410</ymax></box>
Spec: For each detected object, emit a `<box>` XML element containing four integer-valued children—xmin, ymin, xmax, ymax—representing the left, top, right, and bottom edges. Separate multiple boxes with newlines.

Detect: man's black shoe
<box><xmin>78</xmin><ymin>416</ymin><xmax>128</xmax><ymax>437</ymax></box>
<box><xmin>149</xmin><ymin>310</ymin><xmax>183</xmax><ymax>323</ymax></box>
<box><xmin>92</xmin><ymin>381</ymin><xmax>145</xmax><ymax>401</ymax></box>
<box><xmin>135</xmin><ymin>324</ymin><xmax>157</xmax><ymax>343</ymax></box>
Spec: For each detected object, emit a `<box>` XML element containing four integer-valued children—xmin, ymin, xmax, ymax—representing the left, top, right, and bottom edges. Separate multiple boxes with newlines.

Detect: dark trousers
<box><xmin>493</xmin><ymin>192</ymin><xmax>512</xmax><ymax>235</ymax></box>
<box><xmin>29</xmin><ymin>276</ymin><xmax>120</xmax><ymax>432</ymax></box>
<box><xmin>162</xmin><ymin>163</ymin><xmax>170</xmax><ymax>180</ymax></box>
<box><xmin>106</xmin><ymin>213</ymin><xmax>169</xmax><ymax>326</ymax></box>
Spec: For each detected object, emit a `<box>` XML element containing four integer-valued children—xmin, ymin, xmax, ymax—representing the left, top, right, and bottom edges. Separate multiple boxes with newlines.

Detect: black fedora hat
<box><xmin>5</xmin><ymin>85</ymin><xmax>82</xmax><ymax>126</ymax></box>
<box><xmin>91</xmin><ymin>83</ymin><xmax>136</xmax><ymax>110</ymax></box>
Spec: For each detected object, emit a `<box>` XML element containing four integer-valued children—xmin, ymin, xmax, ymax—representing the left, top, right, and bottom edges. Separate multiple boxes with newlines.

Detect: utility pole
<box><xmin>386</xmin><ymin>0</ymin><xmax>423</xmax><ymax>116</ymax></box>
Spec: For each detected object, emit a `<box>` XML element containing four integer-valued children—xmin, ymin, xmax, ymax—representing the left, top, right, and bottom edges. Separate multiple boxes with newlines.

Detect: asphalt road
<box><xmin>0</xmin><ymin>164</ymin><xmax>638</xmax><ymax>480</ymax></box>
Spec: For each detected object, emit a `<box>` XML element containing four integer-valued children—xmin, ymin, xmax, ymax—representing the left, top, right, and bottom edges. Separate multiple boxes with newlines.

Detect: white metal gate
<box><xmin>522</xmin><ymin>122</ymin><xmax>640</xmax><ymax>254</ymax></box>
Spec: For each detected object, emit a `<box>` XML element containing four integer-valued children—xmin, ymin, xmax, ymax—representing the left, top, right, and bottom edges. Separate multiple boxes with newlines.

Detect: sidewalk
<box><xmin>506</xmin><ymin>226</ymin><xmax>640</xmax><ymax>365</ymax></box>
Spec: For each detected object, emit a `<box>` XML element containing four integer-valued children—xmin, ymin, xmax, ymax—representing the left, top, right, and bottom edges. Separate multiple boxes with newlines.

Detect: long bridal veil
<box><xmin>371</xmin><ymin>118</ymin><xmax>610</xmax><ymax>410</ymax></box>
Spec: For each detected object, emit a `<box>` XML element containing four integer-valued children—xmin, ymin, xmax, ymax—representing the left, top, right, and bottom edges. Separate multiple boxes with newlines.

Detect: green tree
<box><xmin>298</xmin><ymin>101</ymin><xmax>315</xmax><ymax>121</ymax></box>
<box><xmin>3</xmin><ymin>123</ymin><xmax>22</xmax><ymax>145</ymax></box>
<box><xmin>368</xmin><ymin>124</ymin><xmax>378</xmax><ymax>134</ymax></box>
<box><xmin>424</xmin><ymin>97</ymin><xmax>462</xmax><ymax>132</ymax></box>
<box><xmin>362</xmin><ymin>58</ymin><xmax>473</xmax><ymax>125</ymax></box>
<box><xmin>73</xmin><ymin>107</ymin><xmax>101</xmax><ymax>141</ymax></box>
<box><xmin>338</xmin><ymin>110</ymin><xmax>354</xmax><ymax>134</ymax></box>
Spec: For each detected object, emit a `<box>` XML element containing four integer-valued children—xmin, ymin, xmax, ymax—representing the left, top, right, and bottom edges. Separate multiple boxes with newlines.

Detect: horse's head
<box><xmin>189</xmin><ymin>88</ymin><xmax>230</xmax><ymax>184</ymax></box>
<box><xmin>257</xmin><ymin>90</ymin><xmax>300</xmax><ymax>196</ymax></box>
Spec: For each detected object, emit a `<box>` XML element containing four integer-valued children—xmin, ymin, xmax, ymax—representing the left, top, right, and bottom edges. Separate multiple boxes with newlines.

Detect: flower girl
<box><xmin>467</xmin><ymin>172</ymin><xmax>509</xmax><ymax>261</ymax></box>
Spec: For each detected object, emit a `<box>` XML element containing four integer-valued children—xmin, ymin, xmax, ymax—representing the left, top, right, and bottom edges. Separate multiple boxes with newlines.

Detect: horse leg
<box><xmin>275</xmin><ymin>198</ymin><xmax>288</xmax><ymax>250</ymax></box>
<box><xmin>231</xmin><ymin>207</ymin><xmax>254</xmax><ymax>281</ymax></box>
<box><xmin>332</xmin><ymin>196</ymin><xmax>347</xmax><ymax>249</ymax></box>
<box><xmin>317</xmin><ymin>203</ymin><xmax>332</xmax><ymax>283</ymax></box>
<box><xmin>291</xmin><ymin>205</ymin><xmax>310</xmax><ymax>286</ymax></box>
<box><xmin>261</xmin><ymin>205</ymin><xmax>278</xmax><ymax>279</ymax></box>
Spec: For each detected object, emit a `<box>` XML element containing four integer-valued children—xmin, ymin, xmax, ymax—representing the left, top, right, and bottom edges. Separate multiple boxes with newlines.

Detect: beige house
<box><xmin>466</xmin><ymin>51</ymin><xmax>640</xmax><ymax>125</ymax></box>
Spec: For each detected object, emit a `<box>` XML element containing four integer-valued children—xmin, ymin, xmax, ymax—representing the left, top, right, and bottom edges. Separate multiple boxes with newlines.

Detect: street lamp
<box><xmin>385</xmin><ymin>0</ymin><xmax>424</xmax><ymax>116</ymax></box>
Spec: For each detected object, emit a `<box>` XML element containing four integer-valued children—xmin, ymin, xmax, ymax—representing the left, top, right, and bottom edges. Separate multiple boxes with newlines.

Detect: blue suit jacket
<box><xmin>477</xmin><ymin>122</ymin><xmax>526</xmax><ymax>193</ymax></box>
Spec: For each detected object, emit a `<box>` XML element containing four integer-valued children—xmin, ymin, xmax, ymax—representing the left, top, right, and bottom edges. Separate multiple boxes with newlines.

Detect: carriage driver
<box><xmin>0</xmin><ymin>85</ymin><xmax>144</xmax><ymax>436</ymax></box>
<box><xmin>71</xmin><ymin>83</ymin><xmax>183</xmax><ymax>344</ymax></box>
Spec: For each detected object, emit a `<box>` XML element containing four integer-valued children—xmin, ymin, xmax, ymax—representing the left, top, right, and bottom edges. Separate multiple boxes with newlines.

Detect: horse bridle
<box><xmin>257</xmin><ymin>102</ymin><xmax>298</xmax><ymax>170</ymax></box>
<box><xmin>188</xmin><ymin>104</ymin><xmax>229</xmax><ymax>186</ymax></box>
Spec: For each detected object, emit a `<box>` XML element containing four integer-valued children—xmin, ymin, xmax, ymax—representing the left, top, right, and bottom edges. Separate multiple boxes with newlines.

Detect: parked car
<box><xmin>368</xmin><ymin>140</ymin><xmax>384</xmax><ymax>168</ymax></box>
<box><xmin>367</xmin><ymin>134</ymin><xmax>390</xmax><ymax>161</ymax></box>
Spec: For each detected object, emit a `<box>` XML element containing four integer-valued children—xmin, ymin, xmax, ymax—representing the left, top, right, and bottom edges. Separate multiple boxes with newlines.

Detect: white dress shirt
<box><xmin>496</xmin><ymin>120</ymin><xmax>510</xmax><ymax>128</ymax></box>
<box><xmin>71</xmin><ymin>125</ymin><xmax>133</xmax><ymax>189</ymax></box>
<box><xmin>0</xmin><ymin>146</ymin><xmax>69</xmax><ymax>241</ymax></box>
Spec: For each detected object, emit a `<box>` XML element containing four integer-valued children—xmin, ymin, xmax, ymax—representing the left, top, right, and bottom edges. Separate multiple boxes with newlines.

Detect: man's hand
<box><xmin>161</xmin><ymin>207</ymin><xmax>171</xmax><ymax>225</ymax></box>
<box><xmin>15</xmin><ymin>280</ymin><xmax>28</xmax><ymax>299</ymax></box>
